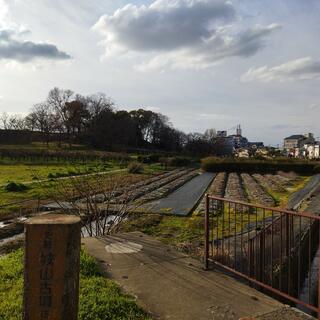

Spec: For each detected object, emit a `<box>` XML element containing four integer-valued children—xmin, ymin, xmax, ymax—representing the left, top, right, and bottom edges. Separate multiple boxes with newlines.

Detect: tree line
<box><xmin>0</xmin><ymin>87</ymin><xmax>232</xmax><ymax>156</ymax></box>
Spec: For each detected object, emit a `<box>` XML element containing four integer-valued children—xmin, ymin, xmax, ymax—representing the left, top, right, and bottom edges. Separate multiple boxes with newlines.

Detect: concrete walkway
<box><xmin>149</xmin><ymin>172</ymin><xmax>215</xmax><ymax>216</ymax></box>
<box><xmin>83</xmin><ymin>232</ymin><xmax>311</xmax><ymax>320</ymax></box>
<box><xmin>287</xmin><ymin>174</ymin><xmax>320</xmax><ymax>210</ymax></box>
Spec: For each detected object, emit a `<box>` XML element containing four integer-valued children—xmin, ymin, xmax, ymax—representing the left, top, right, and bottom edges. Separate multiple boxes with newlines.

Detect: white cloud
<box><xmin>309</xmin><ymin>103</ymin><xmax>320</xmax><ymax>110</ymax></box>
<box><xmin>0</xmin><ymin>1</ymin><xmax>71</xmax><ymax>64</ymax></box>
<box><xmin>145</xmin><ymin>106</ymin><xmax>161</xmax><ymax>112</ymax></box>
<box><xmin>0</xmin><ymin>29</ymin><xmax>72</xmax><ymax>62</ymax></box>
<box><xmin>197</xmin><ymin>113</ymin><xmax>230</xmax><ymax>120</ymax></box>
<box><xmin>93</xmin><ymin>0</ymin><xmax>281</xmax><ymax>70</ymax></box>
<box><xmin>241</xmin><ymin>57</ymin><xmax>320</xmax><ymax>82</ymax></box>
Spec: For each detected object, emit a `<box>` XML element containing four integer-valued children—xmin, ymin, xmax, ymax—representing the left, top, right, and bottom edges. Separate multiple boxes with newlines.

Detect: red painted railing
<box><xmin>204</xmin><ymin>195</ymin><xmax>320</xmax><ymax>318</ymax></box>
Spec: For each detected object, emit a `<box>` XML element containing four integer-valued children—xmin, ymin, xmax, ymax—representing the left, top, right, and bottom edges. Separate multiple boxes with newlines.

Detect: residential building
<box><xmin>283</xmin><ymin>133</ymin><xmax>315</xmax><ymax>156</ymax></box>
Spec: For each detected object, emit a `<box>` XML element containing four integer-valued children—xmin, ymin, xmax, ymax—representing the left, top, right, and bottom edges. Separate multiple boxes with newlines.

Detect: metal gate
<box><xmin>204</xmin><ymin>195</ymin><xmax>320</xmax><ymax>318</ymax></box>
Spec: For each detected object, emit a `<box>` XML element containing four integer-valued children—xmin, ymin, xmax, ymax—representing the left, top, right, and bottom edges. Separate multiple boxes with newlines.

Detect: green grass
<box><xmin>122</xmin><ymin>214</ymin><xmax>204</xmax><ymax>248</ymax></box>
<box><xmin>0</xmin><ymin>162</ymin><xmax>121</xmax><ymax>185</ymax></box>
<box><xmin>0</xmin><ymin>249</ymin><xmax>151</xmax><ymax>320</ymax></box>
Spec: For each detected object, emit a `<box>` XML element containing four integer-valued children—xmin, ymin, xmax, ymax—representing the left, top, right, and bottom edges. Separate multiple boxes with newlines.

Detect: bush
<box><xmin>4</xmin><ymin>182</ymin><xmax>29</xmax><ymax>192</ymax></box>
<box><xmin>201</xmin><ymin>157</ymin><xmax>320</xmax><ymax>174</ymax></box>
<box><xmin>137</xmin><ymin>153</ymin><xmax>162</xmax><ymax>164</ymax></box>
<box><xmin>128</xmin><ymin>161</ymin><xmax>144</xmax><ymax>174</ymax></box>
<box><xmin>160</xmin><ymin>156</ymin><xmax>192</xmax><ymax>167</ymax></box>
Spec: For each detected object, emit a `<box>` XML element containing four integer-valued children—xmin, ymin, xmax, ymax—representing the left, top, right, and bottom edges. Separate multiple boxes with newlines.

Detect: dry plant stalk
<box><xmin>42</xmin><ymin>171</ymin><xmax>143</xmax><ymax>237</ymax></box>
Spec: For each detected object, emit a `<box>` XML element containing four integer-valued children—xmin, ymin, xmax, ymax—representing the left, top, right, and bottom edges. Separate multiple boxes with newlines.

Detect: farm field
<box><xmin>0</xmin><ymin>161</ymin><xmax>169</xmax><ymax>218</ymax></box>
<box><xmin>122</xmin><ymin>171</ymin><xmax>311</xmax><ymax>255</ymax></box>
<box><xmin>0</xmin><ymin>159</ymin><xmax>313</xmax><ymax>256</ymax></box>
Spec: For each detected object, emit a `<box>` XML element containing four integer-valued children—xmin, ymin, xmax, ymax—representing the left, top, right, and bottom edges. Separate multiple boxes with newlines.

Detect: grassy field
<box><xmin>0</xmin><ymin>162</ymin><xmax>121</xmax><ymax>185</ymax></box>
<box><xmin>0</xmin><ymin>248</ymin><xmax>151</xmax><ymax>320</ymax></box>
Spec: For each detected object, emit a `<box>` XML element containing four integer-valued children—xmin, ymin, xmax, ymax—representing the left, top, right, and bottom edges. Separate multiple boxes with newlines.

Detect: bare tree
<box><xmin>44</xmin><ymin>172</ymin><xmax>142</xmax><ymax>237</ymax></box>
<box><xmin>47</xmin><ymin>87</ymin><xmax>74</xmax><ymax>144</ymax></box>
<box><xmin>87</xmin><ymin>93</ymin><xmax>114</xmax><ymax>118</ymax></box>
<box><xmin>0</xmin><ymin>112</ymin><xmax>9</xmax><ymax>129</ymax></box>
<box><xmin>8</xmin><ymin>114</ymin><xmax>26</xmax><ymax>130</ymax></box>
<box><xmin>25</xmin><ymin>112</ymin><xmax>38</xmax><ymax>131</ymax></box>
<box><xmin>29</xmin><ymin>102</ymin><xmax>58</xmax><ymax>147</ymax></box>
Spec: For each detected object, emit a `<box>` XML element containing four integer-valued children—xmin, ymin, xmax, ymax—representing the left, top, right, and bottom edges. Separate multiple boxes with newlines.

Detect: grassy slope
<box><xmin>0</xmin><ymin>249</ymin><xmax>151</xmax><ymax>320</ymax></box>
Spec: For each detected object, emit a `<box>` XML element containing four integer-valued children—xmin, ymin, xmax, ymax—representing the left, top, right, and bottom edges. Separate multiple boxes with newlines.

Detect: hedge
<box><xmin>201</xmin><ymin>157</ymin><xmax>320</xmax><ymax>175</ymax></box>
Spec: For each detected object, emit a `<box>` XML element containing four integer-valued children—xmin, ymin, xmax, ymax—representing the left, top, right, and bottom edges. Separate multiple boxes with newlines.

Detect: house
<box><xmin>303</xmin><ymin>143</ymin><xmax>320</xmax><ymax>159</ymax></box>
<box><xmin>283</xmin><ymin>133</ymin><xmax>315</xmax><ymax>156</ymax></box>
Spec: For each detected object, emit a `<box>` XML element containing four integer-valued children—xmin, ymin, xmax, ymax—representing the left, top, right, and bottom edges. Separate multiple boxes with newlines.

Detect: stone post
<box><xmin>23</xmin><ymin>214</ymin><xmax>81</xmax><ymax>320</ymax></box>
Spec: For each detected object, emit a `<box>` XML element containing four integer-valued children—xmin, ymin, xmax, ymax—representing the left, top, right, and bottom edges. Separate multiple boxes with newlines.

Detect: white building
<box><xmin>303</xmin><ymin>143</ymin><xmax>320</xmax><ymax>159</ymax></box>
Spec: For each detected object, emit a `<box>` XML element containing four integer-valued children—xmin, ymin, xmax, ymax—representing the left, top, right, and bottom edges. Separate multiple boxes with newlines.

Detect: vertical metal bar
<box><xmin>249</xmin><ymin>239</ymin><xmax>253</xmax><ymax>278</ymax></box>
<box><xmin>259</xmin><ymin>231</ymin><xmax>264</xmax><ymax>282</ymax></box>
<box><xmin>228</xmin><ymin>201</ymin><xmax>231</xmax><ymax>267</ymax></box>
<box><xmin>286</xmin><ymin>214</ymin><xmax>289</xmax><ymax>258</ymax></box>
<box><xmin>255</xmin><ymin>206</ymin><xmax>258</xmax><ymax>279</ymax></box>
<box><xmin>317</xmin><ymin>220</ymin><xmax>320</xmax><ymax>319</ymax></box>
<box><xmin>247</xmin><ymin>204</ymin><xmax>251</xmax><ymax>276</ymax></box>
<box><xmin>211</xmin><ymin>200</ymin><xmax>214</xmax><ymax>258</ymax></box>
<box><xmin>263</xmin><ymin>208</ymin><xmax>266</xmax><ymax>284</ymax></box>
<box><xmin>298</xmin><ymin>215</ymin><xmax>301</xmax><ymax>298</ymax></box>
<box><xmin>271</xmin><ymin>210</ymin><xmax>274</xmax><ymax>287</ymax></box>
<box><xmin>240</xmin><ymin>203</ymin><xmax>243</xmax><ymax>273</ymax></box>
<box><xmin>288</xmin><ymin>215</ymin><xmax>291</xmax><ymax>295</ymax></box>
<box><xmin>234</xmin><ymin>203</ymin><xmax>237</xmax><ymax>270</ymax></box>
<box><xmin>280</xmin><ymin>212</ymin><xmax>283</xmax><ymax>291</ymax></box>
<box><xmin>216</xmin><ymin>200</ymin><xmax>219</xmax><ymax>260</ymax></box>
<box><xmin>222</xmin><ymin>199</ymin><xmax>225</xmax><ymax>264</ymax></box>
<box><xmin>204</xmin><ymin>194</ymin><xmax>209</xmax><ymax>270</ymax></box>
<box><xmin>308</xmin><ymin>217</ymin><xmax>312</xmax><ymax>305</ymax></box>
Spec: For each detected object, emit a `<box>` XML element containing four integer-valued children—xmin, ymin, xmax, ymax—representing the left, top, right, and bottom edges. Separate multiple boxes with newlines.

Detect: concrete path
<box><xmin>149</xmin><ymin>172</ymin><xmax>215</xmax><ymax>216</ymax></box>
<box><xmin>287</xmin><ymin>174</ymin><xmax>320</xmax><ymax>210</ymax></box>
<box><xmin>83</xmin><ymin>232</ymin><xmax>310</xmax><ymax>320</ymax></box>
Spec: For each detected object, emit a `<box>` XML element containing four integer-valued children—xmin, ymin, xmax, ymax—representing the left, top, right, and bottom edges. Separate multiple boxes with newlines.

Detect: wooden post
<box><xmin>23</xmin><ymin>214</ymin><xmax>81</xmax><ymax>320</ymax></box>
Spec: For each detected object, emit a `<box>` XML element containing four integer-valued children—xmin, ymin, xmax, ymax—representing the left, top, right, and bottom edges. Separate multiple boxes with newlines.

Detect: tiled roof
<box><xmin>284</xmin><ymin>135</ymin><xmax>305</xmax><ymax>140</ymax></box>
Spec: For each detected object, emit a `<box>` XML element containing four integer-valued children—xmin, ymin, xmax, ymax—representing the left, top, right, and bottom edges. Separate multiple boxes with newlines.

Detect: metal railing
<box><xmin>204</xmin><ymin>195</ymin><xmax>320</xmax><ymax>318</ymax></box>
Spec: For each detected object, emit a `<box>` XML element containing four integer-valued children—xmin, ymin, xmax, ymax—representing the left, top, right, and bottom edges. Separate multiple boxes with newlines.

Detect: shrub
<box><xmin>47</xmin><ymin>172</ymin><xmax>55</xmax><ymax>179</ymax></box>
<box><xmin>160</xmin><ymin>157</ymin><xmax>192</xmax><ymax>167</ymax></box>
<box><xmin>137</xmin><ymin>153</ymin><xmax>162</xmax><ymax>164</ymax></box>
<box><xmin>128</xmin><ymin>161</ymin><xmax>144</xmax><ymax>174</ymax></box>
<box><xmin>4</xmin><ymin>182</ymin><xmax>29</xmax><ymax>192</ymax></box>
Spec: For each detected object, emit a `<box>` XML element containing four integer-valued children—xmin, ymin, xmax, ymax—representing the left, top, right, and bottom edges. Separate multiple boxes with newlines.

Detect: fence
<box><xmin>204</xmin><ymin>195</ymin><xmax>320</xmax><ymax>318</ymax></box>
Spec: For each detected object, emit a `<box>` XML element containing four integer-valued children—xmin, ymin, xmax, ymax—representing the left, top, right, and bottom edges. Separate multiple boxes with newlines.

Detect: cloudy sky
<box><xmin>0</xmin><ymin>0</ymin><xmax>319</xmax><ymax>146</ymax></box>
